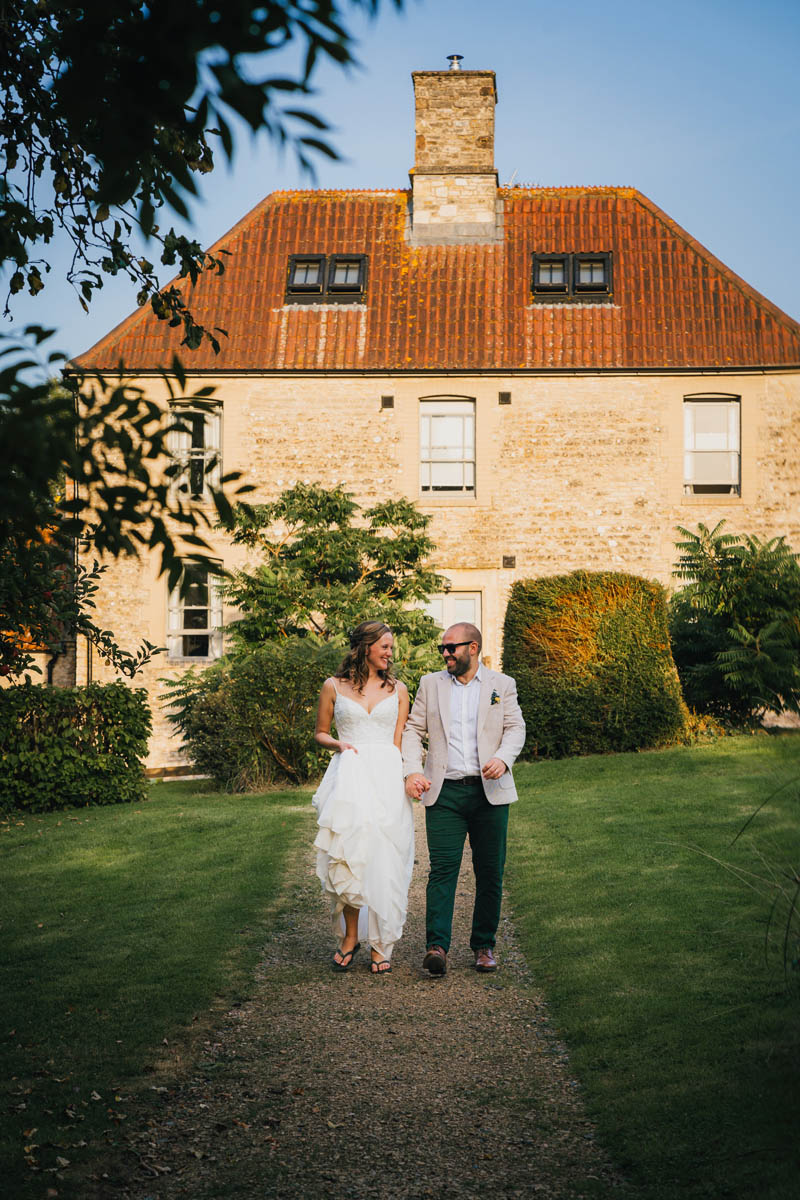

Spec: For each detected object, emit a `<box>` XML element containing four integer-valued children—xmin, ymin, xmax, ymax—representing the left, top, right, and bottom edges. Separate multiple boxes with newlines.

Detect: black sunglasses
<box><xmin>437</xmin><ymin>641</ymin><xmax>473</xmax><ymax>655</ymax></box>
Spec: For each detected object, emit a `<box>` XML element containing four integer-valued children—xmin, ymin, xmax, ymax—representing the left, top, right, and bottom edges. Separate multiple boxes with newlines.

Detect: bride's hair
<box><xmin>335</xmin><ymin>620</ymin><xmax>395</xmax><ymax>693</ymax></box>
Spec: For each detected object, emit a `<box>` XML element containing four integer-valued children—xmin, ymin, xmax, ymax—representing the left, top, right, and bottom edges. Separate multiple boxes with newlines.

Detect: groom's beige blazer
<box><xmin>401</xmin><ymin>667</ymin><xmax>526</xmax><ymax>807</ymax></box>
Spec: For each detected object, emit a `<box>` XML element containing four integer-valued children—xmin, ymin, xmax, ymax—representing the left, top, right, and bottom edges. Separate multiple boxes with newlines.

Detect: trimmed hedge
<box><xmin>503</xmin><ymin>571</ymin><xmax>687</xmax><ymax>758</ymax></box>
<box><xmin>0</xmin><ymin>681</ymin><xmax>151</xmax><ymax>812</ymax></box>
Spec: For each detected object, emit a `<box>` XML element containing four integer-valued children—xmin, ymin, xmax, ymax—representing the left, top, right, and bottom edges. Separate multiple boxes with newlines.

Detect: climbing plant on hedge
<box><xmin>0</xmin><ymin>682</ymin><xmax>151</xmax><ymax>812</ymax></box>
<box><xmin>502</xmin><ymin>571</ymin><xmax>687</xmax><ymax>758</ymax></box>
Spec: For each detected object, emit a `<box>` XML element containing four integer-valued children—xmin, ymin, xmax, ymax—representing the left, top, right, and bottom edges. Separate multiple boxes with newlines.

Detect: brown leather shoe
<box><xmin>422</xmin><ymin>946</ymin><xmax>447</xmax><ymax>975</ymax></box>
<box><xmin>474</xmin><ymin>947</ymin><xmax>497</xmax><ymax>972</ymax></box>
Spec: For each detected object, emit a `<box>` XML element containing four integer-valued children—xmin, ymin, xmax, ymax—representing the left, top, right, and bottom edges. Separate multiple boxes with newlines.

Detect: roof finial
<box><xmin>447</xmin><ymin>54</ymin><xmax>463</xmax><ymax>70</ymax></box>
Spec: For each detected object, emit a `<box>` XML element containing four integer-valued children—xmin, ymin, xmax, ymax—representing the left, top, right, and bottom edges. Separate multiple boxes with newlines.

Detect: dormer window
<box><xmin>328</xmin><ymin>256</ymin><xmax>365</xmax><ymax>293</ymax></box>
<box><xmin>532</xmin><ymin>252</ymin><xmax>612</xmax><ymax>301</ymax></box>
<box><xmin>286</xmin><ymin>254</ymin><xmax>367</xmax><ymax>302</ymax></box>
<box><xmin>533</xmin><ymin>254</ymin><xmax>569</xmax><ymax>294</ymax></box>
<box><xmin>574</xmin><ymin>253</ymin><xmax>611</xmax><ymax>295</ymax></box>
<box><xmin>287</xmin><ymin>256</ymin><xmax>325</xmax><ymax>294</ymax></box>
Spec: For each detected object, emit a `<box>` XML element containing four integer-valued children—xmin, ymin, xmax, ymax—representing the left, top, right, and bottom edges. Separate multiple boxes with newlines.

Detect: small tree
<box><xmin>164</xmin><ymin>482</ymin><xmax>445</xmax><ymax>787</ymax></box>
<box><xmin>224</xmin><ymin>482</ymin><xmax>444</xmax><ymax>652</ymax></box>
<box><xmin>669</xmin><ymin>521</ymin><xmax>800</xmax><ymax>722</ymax></box>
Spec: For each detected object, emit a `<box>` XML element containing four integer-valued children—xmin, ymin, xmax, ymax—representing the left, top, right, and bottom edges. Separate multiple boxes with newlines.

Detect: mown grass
<box><xmin>507</xmin><ymin>733</ymin><xmax>800</xmax><ymax>1200</ymax></box>
<box><xmin>0</xmin><ymin>780</ymin><xmax>312</xmax><ymax>1198</ymax></box>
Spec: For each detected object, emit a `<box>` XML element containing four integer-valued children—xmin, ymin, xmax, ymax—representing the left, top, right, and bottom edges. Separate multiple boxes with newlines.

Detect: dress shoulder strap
<box><xmin>330</xmin><ymin>677</ymin><xmax>339</xmax><ymax>695</ymax></box>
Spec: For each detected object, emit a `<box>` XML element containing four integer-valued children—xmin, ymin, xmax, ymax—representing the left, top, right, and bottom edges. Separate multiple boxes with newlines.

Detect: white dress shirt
<box><xmin>444</xmin><ymin>664</ymin><xmax>483</xmax><ymax>778</ymax></box>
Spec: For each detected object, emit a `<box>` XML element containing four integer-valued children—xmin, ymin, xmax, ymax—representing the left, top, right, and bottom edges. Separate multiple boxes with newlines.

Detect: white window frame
<box><xmin>167</xmin><ymin>563</ymin><xmax>223</xmax><ymax>661</ymax></box>
<box><xmin>168</xmin><ymin>403</ymin><xmax>222</xmax><ymax>501</ymax></box>
<box><xmin>424</xmin><ymin>591</ymin><xmax>482</xmax><ymax>633</ymax></box>
<box><xmin>683</xmin><ymin>396</ymin><xmax>741</xmax><ymax>495</ymax></box>
<box><xmin>420</xmin><ymin>397</ymin><xmax>476</xmax><ymax>494</ymax></box>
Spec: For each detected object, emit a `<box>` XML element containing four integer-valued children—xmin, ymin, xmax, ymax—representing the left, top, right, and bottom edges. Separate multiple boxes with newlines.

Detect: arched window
<box><xmin>683</xmin><ymin>395</ymin><xmax>740</xmax><ymax>495</ymax></box>
<box><xmin>419</xmin><ymin>396</ymin><xmax>475</xmax><ymax>493</ymax></box>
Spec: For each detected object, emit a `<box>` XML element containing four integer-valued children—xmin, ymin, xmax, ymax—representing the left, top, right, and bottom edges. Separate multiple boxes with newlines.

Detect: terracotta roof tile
<box><xmin>76</xmin><ymin>187</ymin><xmax>800</xmax><ymax>372</ymax></box>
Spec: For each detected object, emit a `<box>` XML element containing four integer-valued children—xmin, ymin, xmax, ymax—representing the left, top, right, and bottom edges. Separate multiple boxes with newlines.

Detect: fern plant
<box><xmin>669</xmin><ymin>521</ymin><xmax>800</xmax><ymax>722</ymax></box>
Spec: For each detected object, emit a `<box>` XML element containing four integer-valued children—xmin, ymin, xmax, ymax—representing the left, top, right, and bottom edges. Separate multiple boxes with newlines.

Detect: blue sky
<box><xmin>6</xmin><ymin>0</ymin><xmax>800</xmax><ymax>360</ymax></box>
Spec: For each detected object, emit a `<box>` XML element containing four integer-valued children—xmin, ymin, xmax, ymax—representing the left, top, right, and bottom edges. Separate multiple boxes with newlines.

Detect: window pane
<box><xmin>452</xmin><ymin>595</ymin><xmax>478</xmax><ymax>624</ymax></box>
<box><xmin>291</xmin><ymin>260</ymin><xmax>321</xmax><ymax>285</ymax></box>
<box><xmin>693</xmin><ymin>404</ymin><xmax>730</xmax><ymax>447</ymax></box>
<box><xmin>540</xmin><ymin>262</ymin><xmax>564</xmax><ymax>284</ymax></box>
<box><xmin>184</xmin><ymin>575</ymin><xmax>208</xmax><ymax>606</ymax></box>
<box><xmin>430</xmin><ymin>415</ymin><xmax>466</xmax><ymax>453</ymax></box>
<box><xmin>189</xmin><ymin>456</ymin><xmax>205</xmax><ymax>497</ymax></box>
<box><xmin>183</xmin><ymin>607</ymin><xmax>208</xmax><ymax>630</ymax></box>
<box><xmin>331</xmin><ymin>261</ymin><xmax>360</xmax><ymax>285</ymax></box>
<box><xmin>430</xmin><ymin>461</ymin><xmax>465</xmax><ymax>489</ymax></box>
<box><xmin>578</xmin><ymin>260</ymin><xmax>605</xmax><ymax>284</ymax></box>
<box><xmin>424</xmin><ymin>596</ymin><xmax>445</xmax><ymax>626</ymax></box>
<box><xmin>190</xmin><ymin>413</ymin><xmax>205</xmax><ymax>449</ymax></box>
<box><xmin>183</xmin><ymin>634</ymin><xmax>210</xmax><ymax>657</ymax></box>
<box><xmin>689</xmin><ymin>451</ymin><xmax>739</xmax><ymax>485</ymax></box>
<box><xmin>685</xmin><ymin>401</ymin><xmax>740</xmax><ymax>472</ymax></box>
<box><xmin>424</xmin><ymin>591</ymin><xmax>482</xmax><ymax>631</ymax></box>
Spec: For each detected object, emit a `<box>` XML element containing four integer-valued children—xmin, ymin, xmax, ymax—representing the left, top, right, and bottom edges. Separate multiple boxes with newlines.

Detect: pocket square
<box><xmin>490</xmin><ymin>689</ymin><xmax>501</xmax><ymax>705</ymax></box>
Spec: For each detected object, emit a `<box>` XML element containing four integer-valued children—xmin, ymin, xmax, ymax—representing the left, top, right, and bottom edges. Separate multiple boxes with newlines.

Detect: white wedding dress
<box><xmin>312</xmin><ymin>687</ymin><xmax>414</xmax><ymax>961</ymax></box>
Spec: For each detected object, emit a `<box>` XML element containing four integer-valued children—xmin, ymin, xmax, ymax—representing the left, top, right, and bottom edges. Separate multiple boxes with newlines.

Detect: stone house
<box><xmin>72</xmin><ymin>64</ymin><xmax>800</xmax><ymax>770</ymax></box>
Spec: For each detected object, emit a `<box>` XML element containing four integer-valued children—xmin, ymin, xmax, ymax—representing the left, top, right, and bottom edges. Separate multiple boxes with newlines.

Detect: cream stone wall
<box><xmin>410</xmin><ymin>174</ymin><xmax>499</xmax><ymax>235</ymax></box>
<box><xmin>78</xmin><ymin>369</ymin><xmax>800</xmax><ymax>768</ymax></box>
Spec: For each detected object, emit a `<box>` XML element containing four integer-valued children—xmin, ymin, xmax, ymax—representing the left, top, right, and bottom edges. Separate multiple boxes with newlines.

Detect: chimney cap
<box><xmin>446</xmin><ymin>54</ymin><xmax>464</xmax><ymax>70</ymax></box>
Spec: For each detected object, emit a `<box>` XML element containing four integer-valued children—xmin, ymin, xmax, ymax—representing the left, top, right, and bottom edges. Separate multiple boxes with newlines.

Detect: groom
<box><xmin>402</xmin><ymin>623</ymin><xmax>526</xmax><ymax>975</ymax></box>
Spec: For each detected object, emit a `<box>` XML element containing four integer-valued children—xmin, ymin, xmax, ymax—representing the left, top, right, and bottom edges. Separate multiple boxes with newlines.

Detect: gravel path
<box><xmin>103</xmin><ymin>806</ymin><xmax>632</xmax><ymax>1199</ymax></box>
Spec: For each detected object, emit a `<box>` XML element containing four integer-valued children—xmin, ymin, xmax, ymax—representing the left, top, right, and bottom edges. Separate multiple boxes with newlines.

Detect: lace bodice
<box><xmin>333</xmin><ymin>690</ymin><xmax>399</xmax><ymax>746</ymax></box>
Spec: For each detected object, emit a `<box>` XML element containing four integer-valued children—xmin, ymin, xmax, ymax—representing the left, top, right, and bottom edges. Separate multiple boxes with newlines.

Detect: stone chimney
<box><xmin>409</xmin><ymin>64</ymin><xmax>500</xmax><ymax>244</ymax></box>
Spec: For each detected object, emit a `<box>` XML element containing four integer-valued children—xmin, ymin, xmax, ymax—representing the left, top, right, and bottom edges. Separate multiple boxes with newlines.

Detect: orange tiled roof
<box><xmin>76</xmin><ymin>187</ymin><xmax>800</xmax><ymax>372</ymax></box>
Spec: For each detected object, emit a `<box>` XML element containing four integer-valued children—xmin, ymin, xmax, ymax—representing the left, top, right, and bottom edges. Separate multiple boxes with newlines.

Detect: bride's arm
<box><xmin>314</xmin><ymin>678</ymin><xmax>357</xmax><ymax>753</ymax></box>
<box><xmin>393</xmin><ymin>682</ymin><xmax>410</xmax><ymax>749</ymax></box>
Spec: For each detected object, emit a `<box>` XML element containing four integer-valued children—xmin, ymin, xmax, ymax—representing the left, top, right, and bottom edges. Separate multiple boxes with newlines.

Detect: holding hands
<box><xmin>404</xmin><ymin>772</ymin><xmax>431</xmax><ymax>801</ymax></box>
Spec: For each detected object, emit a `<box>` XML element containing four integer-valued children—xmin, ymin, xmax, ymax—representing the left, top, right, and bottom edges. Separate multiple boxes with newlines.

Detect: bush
<box><xmin>0</xmin><ymin>681</ymin><xmax>151</xmax><ymax>812</ymax></box>
<box><xmin>670</xmin><ymin>522</ymin><xmax>800</xmax><ymax>723</ymax></box>
<box><xmin>163</xmin><ymin>638</ymin><xmax>344</xmax><ymax>791</ymax></box>
<box><xmin>502</xmin><ymin>571</ymin><xmax>687</xmax><ymax>758</ymax></box>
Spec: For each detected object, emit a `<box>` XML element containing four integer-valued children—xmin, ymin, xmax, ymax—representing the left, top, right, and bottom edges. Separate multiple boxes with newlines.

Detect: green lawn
<box><xmin>3</xmin><ymin>739</ymin><xmax>799</xmax><ymax>1199</ymax></box>
<box><xmin>0</xmin><ymin>780</ymin><xmax>312</xmax><ymax>1198</ymax></box>
<box><xmin>507</xmin><ymin>733</ymin><xmax>800</xmax><ymax>1200</ymax></box>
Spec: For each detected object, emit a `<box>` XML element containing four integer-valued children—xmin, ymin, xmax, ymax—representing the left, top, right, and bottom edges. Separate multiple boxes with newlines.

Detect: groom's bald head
<box><xmin>444</xmin><ymin>622</ymin><xmax>482</xmax><ymax>653</ymax></box>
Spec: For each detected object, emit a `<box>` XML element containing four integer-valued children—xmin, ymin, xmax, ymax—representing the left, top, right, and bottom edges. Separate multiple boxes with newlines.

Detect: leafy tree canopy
<box><xmin>1</xmin><ymin>0</ymin><xmax>400</xmax><ymax>350</ymax></box>
<box><xmin>670</xmin><ymin>521</ymin><xmax>800</xmax><ymax>722</ymax></box>
<box><xmin>0</xmin><ymin>331</ymin><xmax>253</xmax><ymax>678</ymax></box>
<box><xmin>0</xmin><ymin>1</ymin><xmax>405</xmax><ymax>680</ymax></box>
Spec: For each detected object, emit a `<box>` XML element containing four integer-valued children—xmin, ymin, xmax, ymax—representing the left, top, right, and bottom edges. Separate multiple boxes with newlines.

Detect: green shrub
<box><xmin>0</xmin><ymin>681</ymin><xmax>151</xmax><ymax>812</ymax></box>
<box><xmin>163</xmin><ymin>638</ymin><xmax>344</xmax><ymax>791</ymax></box>
<box><xmin>502</xmin><ymin>571</ymin><xmax>687</xmax><ymax>758</ymax></box>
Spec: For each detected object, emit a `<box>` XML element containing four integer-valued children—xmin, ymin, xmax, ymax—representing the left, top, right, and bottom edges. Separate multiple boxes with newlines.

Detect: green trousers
<box><xmin>424</xmin><ymin>777</ymin><xmax>509</xmax><ymax>953</ymax></box>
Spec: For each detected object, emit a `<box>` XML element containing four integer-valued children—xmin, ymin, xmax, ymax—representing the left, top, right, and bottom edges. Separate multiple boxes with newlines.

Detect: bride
<box><xmin>312</xmin><ymin>621</ymin><xmax>414</xmax><ymax>974</ymax></box>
